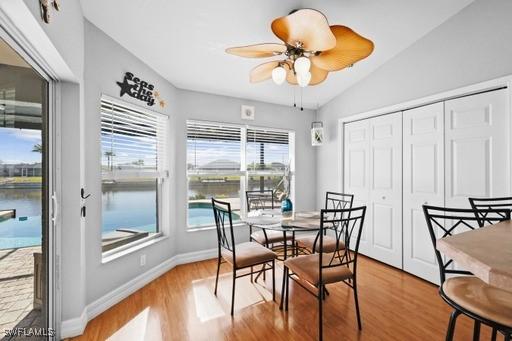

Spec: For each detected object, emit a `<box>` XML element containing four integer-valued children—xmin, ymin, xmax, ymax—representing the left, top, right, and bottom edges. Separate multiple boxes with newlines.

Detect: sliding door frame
<box><xmin>0</xmin><ymin>24</ymin><xmax>61</xmax><ymax>339</ymax></box>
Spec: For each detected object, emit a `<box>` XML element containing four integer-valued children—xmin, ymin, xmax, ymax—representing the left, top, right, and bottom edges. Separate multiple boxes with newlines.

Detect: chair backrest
<box><xmin>325</xmin><ymin>192</ymin><xmax>354</xmax><ymax>210</ymax></box>
<box><xmin>212</xmin><ymin>198</ymin><xmax>236</xmax><ymax>261</ymax></box>
<box><xmin>246</xmin><ymin>189</ymin><xmax>275</xmax><ymax>212</ymax></box>
<box><xmin>468</xmin><ymin>196</ymin><xmax>512</xmax><ymax>227</ymax></box>
<box><xmin>318</xmin><ymin>206</ymin><xmax>366</xmax><ymax>284</ymax></box>
<box><xmin>423</xmin><ymin>205</ymin><xmax>510</xmax><ymax>284</ymax></box>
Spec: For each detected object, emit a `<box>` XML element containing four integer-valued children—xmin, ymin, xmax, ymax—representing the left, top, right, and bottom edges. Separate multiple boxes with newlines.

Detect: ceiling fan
<box><xmin>226</xmin><ymin>9</ymin><xmax>374</xmax><ymax>87</ymax></box>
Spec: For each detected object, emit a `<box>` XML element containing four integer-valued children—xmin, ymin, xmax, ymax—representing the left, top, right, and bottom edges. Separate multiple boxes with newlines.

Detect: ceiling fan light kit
<box><xmin>226</xmin><ymin>8</ymin><xmax>374</xmax><ymax>88</ymax></box>
<box><xmin>271</xmin><ymin>66</ymin><xmax>287</xmax><ymax>85</ymax></box>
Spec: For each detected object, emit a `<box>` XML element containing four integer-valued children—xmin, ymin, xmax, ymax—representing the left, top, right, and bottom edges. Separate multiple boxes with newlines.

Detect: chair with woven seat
<box><xmin>281</xmin><ymin>206</ymin><xmax>366</xmax><ymax>341</ymax></box>
<box><xmin>246</xmin><ymin>190</ymin><xmax>292</xmax><ymax>247</ymax></box>
<box><xmin>469</xmin><ymin>196</ymin><xmax>512</xmax><ymax>227</ymax></box>
<box><xmin>423</xmin><ymin>205</ymin><xmax>512</xmax><ymax>341</ymax></box>
<box><xmin>295</xmin><ymin>192</ymin><xmax>354</xmax><ymax>254</ymax></box>
<box><xmin>212</xmin><ymin>198</ymin><xmax>277</xmax><ymax>315</ymax></box>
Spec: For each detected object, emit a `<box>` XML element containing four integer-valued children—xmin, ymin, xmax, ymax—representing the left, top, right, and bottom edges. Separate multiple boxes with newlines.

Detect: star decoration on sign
<box><xmin>116</xmin><ymin>78</ymin><xmax>136</xmax><ymax>97</ymax></box>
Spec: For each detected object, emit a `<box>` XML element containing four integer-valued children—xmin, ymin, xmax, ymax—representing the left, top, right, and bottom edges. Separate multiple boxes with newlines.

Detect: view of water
<box><xmin>0</xmin><ymin>187</ymin><xmax>42</xmax><ymax>249</ymax></box>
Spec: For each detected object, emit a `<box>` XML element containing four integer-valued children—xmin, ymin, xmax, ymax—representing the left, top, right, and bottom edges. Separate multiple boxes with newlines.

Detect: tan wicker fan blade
<box><xmin>310</xmin><ymin>25</ymin><xmax>374</xmax><ymax>71</ymax></box>
<box><xmin>286</xmin><ymin>63</ymin><xmax>328</xmax><ymax>86</ymax></box>
<box><xmin>226</xmin><ymin>43</ymin><xmax>286</xmax><ymax>58</ymax></box>
<box><xmin>250</xmin><ymin>61</ymin><xmax>281</xmax><ymax>83</ymax></box>
<box><xmin>271</xmin><ymin>9</ymin><xmax>336</xmax><ymax>52</ymax></box>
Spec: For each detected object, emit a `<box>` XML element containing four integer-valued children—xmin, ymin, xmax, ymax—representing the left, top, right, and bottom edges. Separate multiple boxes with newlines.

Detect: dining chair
<box><xmin>281</xmin><ymin>206</ymin><xmax>366</xmax><ymax>341</ymax></box>
<box><xmin>212</xmin><ymin>198</ymin><xmax>277</xmax><ymax>315</ymax></box>
<box><xmin>246</xmin><ymin>190</ymin><xmax>292</xmax><ymax>248</ymax></box>
<box><xmin>423</xmin><ymin>205</ymin><xmax>512</xmax><ymax>341</ymax></box>
<box><xmin>295</xmin><ymin>192</ymin><xmax>354</xmax><ymax>254</ymax></box>
<box><xmin>469</xmin><ymin>196</ymin><xmax>512</xmax><ymax>227</ymax></box>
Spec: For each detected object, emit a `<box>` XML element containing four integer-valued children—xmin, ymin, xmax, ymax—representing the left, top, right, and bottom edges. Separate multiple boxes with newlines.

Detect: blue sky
<box><xmin>0</xmin><ymin>128</ymin><xmax>41</xmax><ymax>164</ymax></box>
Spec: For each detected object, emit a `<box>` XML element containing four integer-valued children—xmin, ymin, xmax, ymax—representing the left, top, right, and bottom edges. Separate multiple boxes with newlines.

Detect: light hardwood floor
<box><xmin>71</xmin><ymin>256</ymin><xmax>495</xmax><ymax>341</ymax></box>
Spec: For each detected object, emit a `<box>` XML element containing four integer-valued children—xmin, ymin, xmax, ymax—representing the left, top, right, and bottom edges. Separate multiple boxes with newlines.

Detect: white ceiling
<box><xmin>80</xmin><ymin>0</ymin><xmax>474</xmax><ymax>109</ymax></box>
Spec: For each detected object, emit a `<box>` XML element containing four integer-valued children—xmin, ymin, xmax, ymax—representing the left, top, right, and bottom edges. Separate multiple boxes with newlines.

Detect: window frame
<box><xmin>186</xmin><ymin>119</ymin><xmax>295</xmax><ymax>229</ymax></box>
<box><xmin>100</xmin><ymin>94</ymin><xmax>169</xmax><ymax>257</ymax></box>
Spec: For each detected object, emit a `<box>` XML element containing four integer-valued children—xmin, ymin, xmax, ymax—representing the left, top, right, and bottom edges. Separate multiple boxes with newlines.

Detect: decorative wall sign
<box><xmin>40</xmin><ymin>0</ymin><xmax>61</xmax><ymax>24</ymax></box>
<box><xmin>241</xmin><ymin>105</ymin><xmax>255</xmax><ymax>120</ymax></box>
<box><xmin>116</xmin><ymin>72</ymin><xmax>166</xmax><ymax>108</ymax></box>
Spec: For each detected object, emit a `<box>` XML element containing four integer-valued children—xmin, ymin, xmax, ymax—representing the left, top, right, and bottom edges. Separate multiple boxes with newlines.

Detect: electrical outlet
<box><xmin>140</xmin><ymin>254</ymin><xmax>146</xmax><ymax>267</ymax></box>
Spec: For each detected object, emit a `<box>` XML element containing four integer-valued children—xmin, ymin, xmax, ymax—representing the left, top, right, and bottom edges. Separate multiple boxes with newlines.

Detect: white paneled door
<box><xmin>403</xmin><ymin>103</ymin><xmax>444</xmax><ymax>284</ymax></box>
<box><xmin>344</xmin><ymin>113</ymin><xmax>403</xmax><ymax>268</ymax></box>
<box><xmin>445</xmin><ymin>89</ymin><xmax>510</xmax><ymax>209</ymax></box>
<box><xmin>344</xmin><ymin>119</ymin><xmax>370</xmax><ymax>250</ymax></box>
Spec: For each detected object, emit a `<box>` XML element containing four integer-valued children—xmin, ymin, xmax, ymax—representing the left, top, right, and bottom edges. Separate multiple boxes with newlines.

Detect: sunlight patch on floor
<box><xmin>106</xmin><ymin>307</ymin><xmax>162</xmax><ymax>341</ymax></box>
<box><xmin>192</xmin><ymin>271</ymin><xmax>273</xmax><ymax>322</ymax></box>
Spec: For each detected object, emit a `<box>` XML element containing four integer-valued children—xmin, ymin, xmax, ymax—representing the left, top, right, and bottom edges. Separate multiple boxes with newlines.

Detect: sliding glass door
<box><xmin>0</xmin><ymin>36</ymin><xmax>53</xmax><ymax>337</ymax></box>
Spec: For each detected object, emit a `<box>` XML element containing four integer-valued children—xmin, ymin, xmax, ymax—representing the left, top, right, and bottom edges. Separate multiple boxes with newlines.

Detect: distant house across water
<box><xmin>0</xmin><ymin>162</ymin><xmax>42</xmax><ymax>177</ymax></box>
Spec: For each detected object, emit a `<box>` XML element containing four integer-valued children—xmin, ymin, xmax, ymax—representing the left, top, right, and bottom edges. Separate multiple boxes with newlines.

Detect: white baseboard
<box><xmin>60</xmin><ymin>248</ymin><xmax>217</xmax><ymax>339</ymax></box>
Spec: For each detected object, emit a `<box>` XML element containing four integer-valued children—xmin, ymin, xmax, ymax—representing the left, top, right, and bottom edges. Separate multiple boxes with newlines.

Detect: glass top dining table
<box><xmin>243</xmin><ymin>209</ymin><xmax>324</xmax><ymax>265</ymax></box>
<box><xmin>243</xmin><ymin>210</ymin><xmax>323</xmax><ymax>232</ymax></box>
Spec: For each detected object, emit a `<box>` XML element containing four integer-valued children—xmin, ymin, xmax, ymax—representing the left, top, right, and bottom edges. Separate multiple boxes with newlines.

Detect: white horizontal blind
<box><xmin>101</xmin><ymin>97</ymin><xmax>168</xmax><ymax>179</ymax></box>
<box><xmin>246</xmin><ymin>128</ymin><xmax>289</xmax><ymax>173</ymax></box>
<box><xmin>187</xmin><ymin>121</ymin><xmax>242</xmax><ymax>174</ymax></box>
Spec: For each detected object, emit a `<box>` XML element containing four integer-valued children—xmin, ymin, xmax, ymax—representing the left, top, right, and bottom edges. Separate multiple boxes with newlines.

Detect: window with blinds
<box><xmin>186</xmin><ymin>120</ymin><xmax>294</xmax><ymax>228</ymax></box>
<box><xmin>187</xmin><ymin>121</ymin><xmax>242</xmax><ymax>174</ymax></box>
<box><xmin>100</xmin><ymin>96</ymin><xmax>169</xmax><ymax>254</ymax></box>
<box><xmin>101</xmin><ymin>97</ymin><xmax>168</xmax><ymax>179</ymax></box>
<box><xmin>246</xmin><ymin>128</ymin><xmax>289</xmax><ymax>173</ymax></box>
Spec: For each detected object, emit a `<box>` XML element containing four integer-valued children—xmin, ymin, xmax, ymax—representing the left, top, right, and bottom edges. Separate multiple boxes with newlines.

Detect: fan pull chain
<box><xmin>293</xmin><ymin>87</ymin><xmax>296</xmax><ymax>108</ymax></box>
<box><xmin>300</xmin><ymin>87</ymin><xmax>303</xmax><ymax>111</ymax></box>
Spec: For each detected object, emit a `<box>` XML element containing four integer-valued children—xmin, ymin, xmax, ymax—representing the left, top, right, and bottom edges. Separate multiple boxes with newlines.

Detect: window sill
<box><xmin>187</xmin><ymin>222</ymin><xmax>247</xmax><ymax>232</ymax></box>
<box><xmin>102</xmin><ymin>234</ymin><xmax>168</xmax><ymax>264</ymax></box>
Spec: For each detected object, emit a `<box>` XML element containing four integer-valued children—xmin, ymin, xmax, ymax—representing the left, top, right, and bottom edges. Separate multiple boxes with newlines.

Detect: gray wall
<box><xmin>174</xmin><ymin>89</ymin><xmax>317</xmax><ymax>254</ymax></box>
<box><xmin>84</xmin><ymin>21</ymin><xmax>178</xmax><ymax>303</ymax></box>
<box><xmin>316</xmin><ymin>0</ymin><xmax>512</xmax><ymax>208</ymax></box>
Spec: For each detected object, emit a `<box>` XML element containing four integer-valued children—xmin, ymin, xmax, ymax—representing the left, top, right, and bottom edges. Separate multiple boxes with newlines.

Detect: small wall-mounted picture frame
<box><xmin>241</xmin><ymin>105</ymin><xmax>255</xmax><ymax>120</ymax></box>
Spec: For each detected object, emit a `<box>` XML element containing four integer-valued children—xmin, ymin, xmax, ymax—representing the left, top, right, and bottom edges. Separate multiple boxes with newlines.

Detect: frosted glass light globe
<box><xmin>294</xmin><ymin>57</ymin><xmax>311</xmax><ymax>75</ymax></box>
<box><xmin>271</xmin><ymin>66</ymin><xmax>287</xmax><ymax>85</ymax></box>
<box><xmin>297</xmin><ymin>71</ymin><xmax>311</xmax><ymax>87</ymax></box>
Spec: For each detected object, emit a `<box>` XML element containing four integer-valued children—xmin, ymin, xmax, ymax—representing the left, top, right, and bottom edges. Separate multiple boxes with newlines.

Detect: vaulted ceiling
<box><xmin>80</xmin><ymin>0</ymin><xmax>474</xmax><ymax>109</ymax></box>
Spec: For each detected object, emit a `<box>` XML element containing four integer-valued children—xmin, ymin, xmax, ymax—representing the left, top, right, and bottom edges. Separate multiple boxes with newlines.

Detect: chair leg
<box><xmin>504</xmin><ymin>333</ymin><xmax>511</xmax><ymax>341</ymax></box>
<box><xmin>285</xmin><ymin>267</ymin><xmax>290</xmax><ymax>311</ymax></box>
<box><xmin>231</xmin><ymin>269</ymin><xmax>236</xmax><ymax>316</ymax></box>
<box><xmin>214</xmin><ymin>257</ymin><xmax>221</xmax><ymax>295</ymax></box>
<box><xmin>263</xmin><ymin>263</ymin><xmax>266</xmax><ymax>281</ymax></box>
<box><xmin>445</xmin><ymin>310</ymin><xmax>461</xmax><ymax>341</ymax></box>
<box><xmin>250</xmin><ymin>266</ymin><xmax>253</xmax><ymax>283</ymax></box>
<box><xmin>272</xmin><ymin>260</ymin><xmax>276</xmax><ymax>302</ymax></box>
<box><xmin>280</xmin><ymin>266</ymin><xmax>286</xmax><ymax>310</ymax></box>
<box><xmin>490</xmin><ymin>328</ymin><xmax>497</xmax><ymax>341</ymax></box>
<box><xmin>318</xmin><ymin>284</ymin><xmax>324</xmax><ymax>341</ymax></box>
<box><xmin>472</xmin><ymin>320</ymin><xmax>480</xmax><ymax>341</ymax></box>
<box><xmin>353</xmin><ymin>278</ymin><xmax>362</xmax><ymax>330</ymax></box>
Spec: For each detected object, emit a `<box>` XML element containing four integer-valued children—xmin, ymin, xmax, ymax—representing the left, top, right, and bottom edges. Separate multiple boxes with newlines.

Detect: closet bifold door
<box><xmin>344</xmin><ymin>119</ymin><xmax>371</xmax><ymax>254</ymax></box>
<box><xmin>367</xmin><ymin>112</ymin><xmax>403</xmax><ymax>268</ymax></box>
<box><xmin>444</xmin><ymin>88</ymin><xmax>510</xmax><ymax>209</ymax></box>
<box><xmin>345</xmin><ymin>113</ymin><xmax>403</xmax><ymax>268</ymax></box>
<box><xmin>403</xmin><ymin>102</ymin><xmax>444</xmax><ymax>284</ymax></box>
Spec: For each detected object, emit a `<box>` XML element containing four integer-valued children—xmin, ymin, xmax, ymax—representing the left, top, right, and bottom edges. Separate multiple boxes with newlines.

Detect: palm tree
<box><xmin>104</xmin><ymin>151</ymin><xmax>115</xmax><ymax>171</ymax></box>
<box><xmin>32</xmin><ymin>144</ymin><xmax>43</xmax><ymax>153</ymax></box>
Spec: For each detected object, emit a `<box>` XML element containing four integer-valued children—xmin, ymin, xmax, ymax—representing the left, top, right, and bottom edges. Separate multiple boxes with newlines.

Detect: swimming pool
<box><xmin>0</xmin><ymin>215</ymin><xmax>42</xmax><ymax>249</ymax></box>
<box><xmin>0</xmin><ymin>205</ymin><xmax>240</xmax><ymax>249</ymax></box>
<box><xmin>188</xmin><ymin>203</ymin><xmax>240</xmax><ymax>227</ymax></box>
